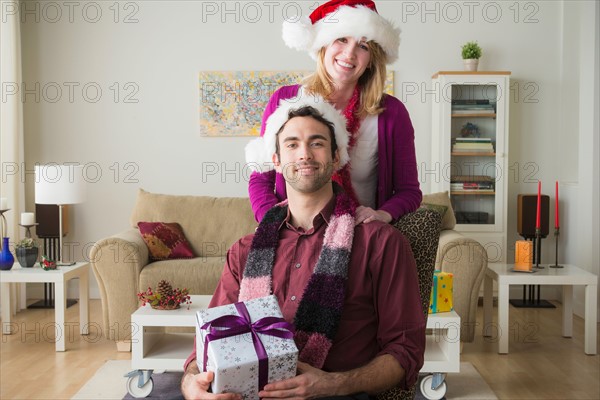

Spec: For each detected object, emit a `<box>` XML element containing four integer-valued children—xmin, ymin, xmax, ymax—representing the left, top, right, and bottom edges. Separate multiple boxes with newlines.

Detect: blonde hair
<box><xmin>303</xmin><ymin>40</ymin><xmax>388</xmax><ymax>117</ymax></box>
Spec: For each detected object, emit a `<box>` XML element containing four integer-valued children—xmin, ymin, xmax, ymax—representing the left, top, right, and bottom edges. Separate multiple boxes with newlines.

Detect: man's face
<box><xmin>273</xmin><ymin>116</ymin><xmax>339</xmax><ymax>194</ymax></box>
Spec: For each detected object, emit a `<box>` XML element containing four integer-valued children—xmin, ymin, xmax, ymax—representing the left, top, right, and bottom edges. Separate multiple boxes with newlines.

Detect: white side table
<box><xmin>127</xmin><ymin>295</ymin><xmax>212</xmax><ymax>398</ymax></box>
<box><xmin>419</xmin><ymin>310</ymin><xmax>460</xmax><ymax>400</ymax></box>
<box><xmin>131</xmin><ymin>295</ymin><xmax>212</xmax><ymax>370</ymax></box>
<box><xmin>483</xmin><ymin>263</ymin><xmax>597</xmax><ymax>355</ymax></box>
<box><xmin>1</xmin><ymin>262</ymin><xmax>90</xmax><ymax>351</ymax></box>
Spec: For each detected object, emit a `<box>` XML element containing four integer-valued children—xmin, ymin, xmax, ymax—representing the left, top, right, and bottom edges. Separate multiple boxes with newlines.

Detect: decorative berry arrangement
<box><xmin>137</xmin><ymin>280</ymin><xmax>191</xmax><ymax>310</ymax></box>
<box><xmin>39</xmin><ymin>255</ymin><xmax>57</xmax><ymax>271</ymax></box>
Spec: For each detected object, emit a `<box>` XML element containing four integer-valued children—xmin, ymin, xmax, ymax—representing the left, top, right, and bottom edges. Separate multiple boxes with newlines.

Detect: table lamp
<box><xmin>35</xmin><ymin>165</ymin><xmax>85</xmax><ymax>265</ymax></box>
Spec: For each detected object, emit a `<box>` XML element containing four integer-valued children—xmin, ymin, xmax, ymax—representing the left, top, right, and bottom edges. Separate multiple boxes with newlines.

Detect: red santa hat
<box><xmin>245</xmin><ymin>91</ymin><xmax>350</xmax><ymax>172</ymax></box>
<box><xmin>282</xmin><ymin>0</ymin><xmax>401</xmax><ymax>63</ymax></box>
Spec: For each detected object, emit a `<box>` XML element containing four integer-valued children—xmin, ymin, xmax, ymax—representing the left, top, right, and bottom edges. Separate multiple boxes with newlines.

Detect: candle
<box><xmin>21</xmin><ymin>212</ymin><xmax>35</xmax><ymax>225</ymax></box>
<box><xmin>0</xmin><ymin>198</ymin><xmax>7</xmax><ymax>210</ymax></box>
<box><xmin>536</xmin><ymin>181</ymin><xmax>541</xmax><ymax>230</ymax></box>
<box><xmin>555</xmin><ymin>181</ymin><xmax>559</xmax><ymax>229</ymax></box>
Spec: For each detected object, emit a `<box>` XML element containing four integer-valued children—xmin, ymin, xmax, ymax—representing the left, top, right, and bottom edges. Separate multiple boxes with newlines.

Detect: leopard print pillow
<box><xmin>376</xmin><ymin>209</ymin><xmax>442</xmax><ymax>400</ymax></box>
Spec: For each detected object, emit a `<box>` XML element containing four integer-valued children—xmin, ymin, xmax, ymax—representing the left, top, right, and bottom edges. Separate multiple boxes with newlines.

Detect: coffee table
<box><xmin>1</xmin><ymin>262</ymin><xmax>90</xmax><ymax>351</ymax></box>
<box><xmin>483</xmin><ymin>263</ymin><xmax>597</xmax><ymax>354</ymax></box>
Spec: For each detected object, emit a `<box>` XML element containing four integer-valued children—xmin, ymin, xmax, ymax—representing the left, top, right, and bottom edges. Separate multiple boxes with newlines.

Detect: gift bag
<box><xmin>428</xmin><ymin>271</ymin><xmax>454</xmax><ymax>313</ymax></box>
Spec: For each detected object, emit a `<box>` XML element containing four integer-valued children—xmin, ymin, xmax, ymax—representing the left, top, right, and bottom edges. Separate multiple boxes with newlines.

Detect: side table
<box><xmin>127</xmin><ymin>295</ymin><xmax>212</xmax><ymax>397</ymax></box>
<box><xmin>483</xmin><ymin>263</ymin><xmax>597</xmax><ymax>355</ymax></box>
<box><xmin>1</xmin><ymin>262</ymin><xmax>90</xmax><ymax>351</ymax></box>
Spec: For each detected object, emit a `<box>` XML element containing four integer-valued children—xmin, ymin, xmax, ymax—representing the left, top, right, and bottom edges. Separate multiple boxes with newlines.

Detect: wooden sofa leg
<box><xmin>116</xmin><ymin>340</ymin><xmax>131</xmax><ymax>352</ymax></box>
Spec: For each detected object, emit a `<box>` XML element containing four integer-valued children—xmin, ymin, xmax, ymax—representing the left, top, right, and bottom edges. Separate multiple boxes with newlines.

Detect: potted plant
<box><xmin>15</xmin><ymin>237</ymin><xmax>39</xmax><ymax>268</ymax></box>
<box><xmin>461</xmin><ymin>41</ymin><xmax>482</xmax><ymax>71</ymax></box>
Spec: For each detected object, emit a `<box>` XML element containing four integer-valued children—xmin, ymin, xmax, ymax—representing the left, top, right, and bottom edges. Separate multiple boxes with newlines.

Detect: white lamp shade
<box><xmin>35</xmin><ymin>164</ymin><xmax>86</xmax><ymax>205</ymax></box>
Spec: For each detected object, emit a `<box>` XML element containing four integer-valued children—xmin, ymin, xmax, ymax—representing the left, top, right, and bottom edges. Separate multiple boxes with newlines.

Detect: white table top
<box><xmin>0</xmin><ymin>261</ymin><xmax>89</xmax><ymax>283</ymax></box>
<box><xmin>132</xmin><ymin>295</ymin><xmax>212</xmax><ymax>326</ymax></box>
<box><xmin>487</xmin><ymin>263</ymin><xmax>598</xmax><ymax>285</ymax></box>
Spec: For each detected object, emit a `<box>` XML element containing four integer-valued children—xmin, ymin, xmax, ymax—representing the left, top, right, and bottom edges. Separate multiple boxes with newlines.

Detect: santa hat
<box><xmin>245</xmin><ymin>92</ymin><xmax>350</xmax><ymax>172</ymax></box>
<box><xmin>282</xmin><ymin>0</ymin><xmax>401</xmax><ymax>63</ymax></box>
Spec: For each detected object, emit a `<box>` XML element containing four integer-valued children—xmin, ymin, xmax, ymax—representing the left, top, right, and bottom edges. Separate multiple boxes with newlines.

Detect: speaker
<box><xmin>517</xmin><ymin>194</ymin><xmax>549</xmax><ymax>237</ymax></box>
<box><xmin>35</xmin><ymin>204</ymin><xmax>69</xmax><ymax>238</ymax></box>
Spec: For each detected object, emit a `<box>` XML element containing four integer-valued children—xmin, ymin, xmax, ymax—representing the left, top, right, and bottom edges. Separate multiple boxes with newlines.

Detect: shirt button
<box><xmin>291</xmin><ymin>295</ymin><xmax>297</xmax><ymax>301</ymax></box>
<box><xmin>295</xmin><ymin>263</ymin><xmax>301</xmax><ymax>269</ymax></box>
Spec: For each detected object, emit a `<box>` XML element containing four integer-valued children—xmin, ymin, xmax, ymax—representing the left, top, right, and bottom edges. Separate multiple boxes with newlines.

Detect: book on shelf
<box><xmin>452</xmin><ymin>149</ymin><xmax>494</xmax><ymax>153</ymax></box>
<box><xmin>454</xmin><ymin>137</ymin><xmax>492</xmax><ymax>142</ymax></box>
<box><xmin>451</xmin><ymin>108</ymin><xmax>495</xmax><ymax>115</ymax></box>
<box><xmin>452</xmin><ymin>144</ymin><xmax>494</xmax><ymax>152</ymax></box>
<box><xmin>451</xmin><ymin>182</ymin><xmax>494</xmax><ymax>190</ymax></box>
<box><xmin>453</xmin><ymin>142</ymin><xmax>494</xmax><ymax>148</ymax></box>
<box><xmin>452</xmin><ymin>142</ymin><xmax>494</xmax><ymax>150</ymax></box>
<box><xmin>451</xmin><ymin>175</ymin><xmax>495</xmax><ymax>183</ymax></box>
<box><xmin>452</xmin><ymin>99</ymin><xmax>491</xmax><ymax>105</ymax></box>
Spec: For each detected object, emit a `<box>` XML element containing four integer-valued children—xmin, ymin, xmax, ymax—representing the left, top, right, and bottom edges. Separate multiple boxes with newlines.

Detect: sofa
<box><xmin>90</xmin><ymin>189</ymin><xmax>487</xmax><ymax>347</ymax></box>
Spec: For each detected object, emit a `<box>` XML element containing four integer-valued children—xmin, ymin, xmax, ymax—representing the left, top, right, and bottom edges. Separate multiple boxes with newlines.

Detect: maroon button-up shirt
<box><xmin>185</xmin><ymin>198</ymin><xmax>426</xmax><ymax>389</ymax></box>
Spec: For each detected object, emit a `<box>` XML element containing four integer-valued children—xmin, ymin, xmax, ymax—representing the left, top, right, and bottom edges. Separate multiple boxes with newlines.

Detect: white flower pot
<box><xmin>463</xmin><ymin>59</ymin><xmax>479</xmax><ymax>71</ymax></box>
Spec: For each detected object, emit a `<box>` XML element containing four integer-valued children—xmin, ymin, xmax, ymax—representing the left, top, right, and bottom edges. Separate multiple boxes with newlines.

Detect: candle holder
<box><xmin>534</xmin><ymin>227</ymin><xmax>544</xmax><ymax>269</ymax></box>
<box><xmin>550</xmin><ymin>227</ymin><xmax>564</xmax><ymax>268</ymax></box>
<box><xmin>18</xmin><ymin>223</ymin><xmax>39</xmax><ymax>239</ymax></box>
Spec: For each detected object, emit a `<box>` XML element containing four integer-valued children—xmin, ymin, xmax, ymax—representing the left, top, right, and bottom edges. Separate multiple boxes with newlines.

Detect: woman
<box><xmin>246</xmin><ymin>0</ymin><xmax>422</xmax><ymax>224</ymax></box>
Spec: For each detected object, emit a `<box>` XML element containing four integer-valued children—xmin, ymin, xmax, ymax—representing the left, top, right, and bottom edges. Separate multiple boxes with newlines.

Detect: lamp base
<box><xmin>26</xmin><ymin>282</ymin><xmax>78</xmax><ymax>309</ymax></box>
<box><xmin>28</xmin><ymin>299</ymin><xmax>78</xmax><ymax>309</ymax></box>
<box><xmin>509</xmin><ymin>299</ymin><xmax>556</xmax><ymax>308</ymax></box>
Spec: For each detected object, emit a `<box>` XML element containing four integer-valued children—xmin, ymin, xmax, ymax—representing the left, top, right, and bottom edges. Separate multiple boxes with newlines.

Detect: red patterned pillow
<box><xmin>137</xmin><ymin>222</ymin><xmax>195</xmax><ymax>260</ymax></box>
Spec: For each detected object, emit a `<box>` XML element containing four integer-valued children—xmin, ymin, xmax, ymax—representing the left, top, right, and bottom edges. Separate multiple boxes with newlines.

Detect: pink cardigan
<box><xmin>248</xmin><ymin>85</ymin><xmax>422</xmax><ymax>222</ymax></box>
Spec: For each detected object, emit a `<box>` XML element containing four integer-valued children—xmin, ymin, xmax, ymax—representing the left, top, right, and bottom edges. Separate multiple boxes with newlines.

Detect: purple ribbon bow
<box><xmin>201</xmin><ymin>302</ymin><xmax>294</xmax><ymax>391</ymax></box>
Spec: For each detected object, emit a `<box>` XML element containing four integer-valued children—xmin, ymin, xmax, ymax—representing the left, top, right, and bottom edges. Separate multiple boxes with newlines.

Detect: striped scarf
<box><xmin>239</xmin><ymin>190</ymin><xmax>356</xmax><ymax>368</ymax></box>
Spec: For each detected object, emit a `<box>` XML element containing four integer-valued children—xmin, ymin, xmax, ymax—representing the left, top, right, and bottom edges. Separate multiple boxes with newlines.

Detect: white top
<box><xmin>486</xmin><ymin>263</ymin><xmax>597</xmax><ymax>285</ymax></box>
<box><xmin>350</xmin><ymin>115</ymin><xmax>378</xmax><ymax>209</ymax></box>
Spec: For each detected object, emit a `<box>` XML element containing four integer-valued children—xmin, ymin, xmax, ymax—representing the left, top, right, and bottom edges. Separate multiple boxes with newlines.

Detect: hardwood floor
<box><xmin>1</xmin><ymin>298</ymin><xmax>599</xmax><ymax>399</ymax></box>
<box><xmin>462</xmin><ymin>301</ymin><xmax>600</xmax><ymax>399</ymax></box>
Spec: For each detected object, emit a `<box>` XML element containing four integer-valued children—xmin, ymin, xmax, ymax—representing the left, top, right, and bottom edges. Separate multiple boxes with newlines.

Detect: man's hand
<box><xmin>258</xmin><ymin>362</ymin><xmax>344</xmax><ymax>399</ymax></box>
<box><xmin>181</xmin><ymin>362</ymin><xmax>241</xmax><ymax>400</ymax></box>
<box><xmin>355</xmin><ymin>206</ymin><xmax>392</xmax><ymax>225</ymax></box>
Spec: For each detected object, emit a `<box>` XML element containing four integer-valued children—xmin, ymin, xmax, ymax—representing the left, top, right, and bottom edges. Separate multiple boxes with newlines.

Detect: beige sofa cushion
<box><xmin>139</xmin><ymin>258</ymin><xmax>225</xmax><ymax>296</ymax></box>
<box><xmin>422</xmin><ymin>191</ymin><xmax>456</xmax><ymax>230</ymax></box>
<box><xmin>130</xmin><ymin>189</ymin><xmax>257</xmax><ymax>257</ymax></box>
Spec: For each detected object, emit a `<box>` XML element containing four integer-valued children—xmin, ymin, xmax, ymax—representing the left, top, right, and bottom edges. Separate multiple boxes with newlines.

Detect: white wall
<box><xmin>13</xmin><ymin>1</ymin><xmax>598</xmax><ymax>311</ymax></box>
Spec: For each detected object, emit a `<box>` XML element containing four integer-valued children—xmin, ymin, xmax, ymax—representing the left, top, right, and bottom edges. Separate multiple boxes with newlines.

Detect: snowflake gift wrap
<box><xmin>196</xmin><ymin>295</ymin><xmax>298</xmax><ymax>398</ymax></box>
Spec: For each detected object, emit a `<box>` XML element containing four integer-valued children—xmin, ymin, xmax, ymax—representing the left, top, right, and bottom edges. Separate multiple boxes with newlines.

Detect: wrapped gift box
<box><xmin>196</xmin><ymin>295</ymin><xmax>298</xmax><ymax>398</ymax></box>
<box><xmin>429</xmin><ymin>271</ymin><xmax>454</xmax><ymax>313</ymax></box>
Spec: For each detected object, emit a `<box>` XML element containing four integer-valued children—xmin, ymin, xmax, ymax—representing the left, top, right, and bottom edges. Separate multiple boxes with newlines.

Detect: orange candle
<box><xmin>515</xmin><ymin>240</ymin><xmax>533</xmax><ymax>270</ymax></box>
<box><xmin>555</xmin><ymin>181</ymin><xmax>559</xmax><ymax>229</ymax></box>
<box><xmin>536</xmin><ymin>181</ymin><xmax>541</xmax><ymax>230</ymax></box>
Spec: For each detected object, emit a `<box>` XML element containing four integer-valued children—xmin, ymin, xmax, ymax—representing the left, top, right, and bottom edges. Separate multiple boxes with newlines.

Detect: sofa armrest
<box><xmin>436</xmin><ymin>229</ymin><xmax>488</xmax><ymax>342</ymax></box>
<box><xmin>90</xmin><ymin>228</ymin><xmax>149</xmax><ymax>341</ymax></box>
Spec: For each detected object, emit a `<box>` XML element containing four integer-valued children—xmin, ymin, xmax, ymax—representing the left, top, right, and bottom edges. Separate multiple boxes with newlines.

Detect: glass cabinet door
<box><xmin>448</xmin><ymin>83</ymin><xmax>502</xmax><ymax>230</ymax></box>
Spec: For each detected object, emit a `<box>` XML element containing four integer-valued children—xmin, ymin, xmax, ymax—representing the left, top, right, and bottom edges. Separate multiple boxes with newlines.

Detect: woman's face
<box><xmin>323</xmin><ymin>36</ymin><xmax>371</xmax><ymax>88</ymax></box>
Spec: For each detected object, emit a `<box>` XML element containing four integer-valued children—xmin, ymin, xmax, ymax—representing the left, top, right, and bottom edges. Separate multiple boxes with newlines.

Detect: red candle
<box><xmin>536</xmin><ymin>181</ymin><xmax>541</xmax><ymax>230</ymax></box>
<box><xmin>555</xmin><ymin>181</ymin><xmax>559</xmax><ymax>229</ymax></box>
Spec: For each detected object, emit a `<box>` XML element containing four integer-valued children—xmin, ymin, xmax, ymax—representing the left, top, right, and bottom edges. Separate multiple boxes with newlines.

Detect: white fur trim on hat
<box><xmin>282</xmin><ymin>4</ymin><xmax>401</xmax><ymax>63</ymax></box>
<box><xmin>245</xmin><ymin>92</ymin><xmax>350</xmax><ymax>172</ymax></box>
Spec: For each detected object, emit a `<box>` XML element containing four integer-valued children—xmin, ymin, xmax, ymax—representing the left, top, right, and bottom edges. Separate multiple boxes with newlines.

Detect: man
<box><xmin>182</xmin><ymin>95</ymin><xmax>425</xmax><ymax>399</ymax></box>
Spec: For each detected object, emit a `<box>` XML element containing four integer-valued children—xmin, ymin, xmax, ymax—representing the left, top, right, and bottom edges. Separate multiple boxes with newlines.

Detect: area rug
<box><xmin>72</xmin><ymin>360</ymin><xmax>497</xmax><ymax>400</ymax></box>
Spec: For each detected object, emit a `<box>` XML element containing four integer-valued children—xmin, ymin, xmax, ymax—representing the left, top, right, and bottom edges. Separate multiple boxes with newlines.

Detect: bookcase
<box><xmin>431</xmin><ymin>72</ymin><xmax>511</xmax><ymax>262</ymax></box>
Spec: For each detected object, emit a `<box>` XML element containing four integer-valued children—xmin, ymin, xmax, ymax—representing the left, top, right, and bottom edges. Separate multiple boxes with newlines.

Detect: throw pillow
<box><xmin>420</xmin><ymin>203</ymin><xmax>448</xmax><ymax>218</ymax></box>
<box><xmin>138</xmin><ymin>222</ymin><xmax>195</xmax><ymax>260</ymax></box>
<box><xmin>421</xmin><ymin>191</ymin><xmax>457</xmax><ymax>230</ymax></box>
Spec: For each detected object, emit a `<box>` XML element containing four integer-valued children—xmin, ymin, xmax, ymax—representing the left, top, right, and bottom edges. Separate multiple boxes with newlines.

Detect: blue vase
<box><xmin>0</xmin><ymin>237</ymin><xmax>15</xmax><ymax>271</ymax></box>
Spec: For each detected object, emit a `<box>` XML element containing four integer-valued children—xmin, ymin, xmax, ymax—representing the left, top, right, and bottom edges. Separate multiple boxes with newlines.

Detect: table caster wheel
<box><xmin>420</xmin><ymin>374</ymin><xmax>447</xmax><ymax>400</ymax></box>
<box><xmin>126</xmin><ymin>374</ymin><xmax>154</xmax><ymax>398</ymax></box>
